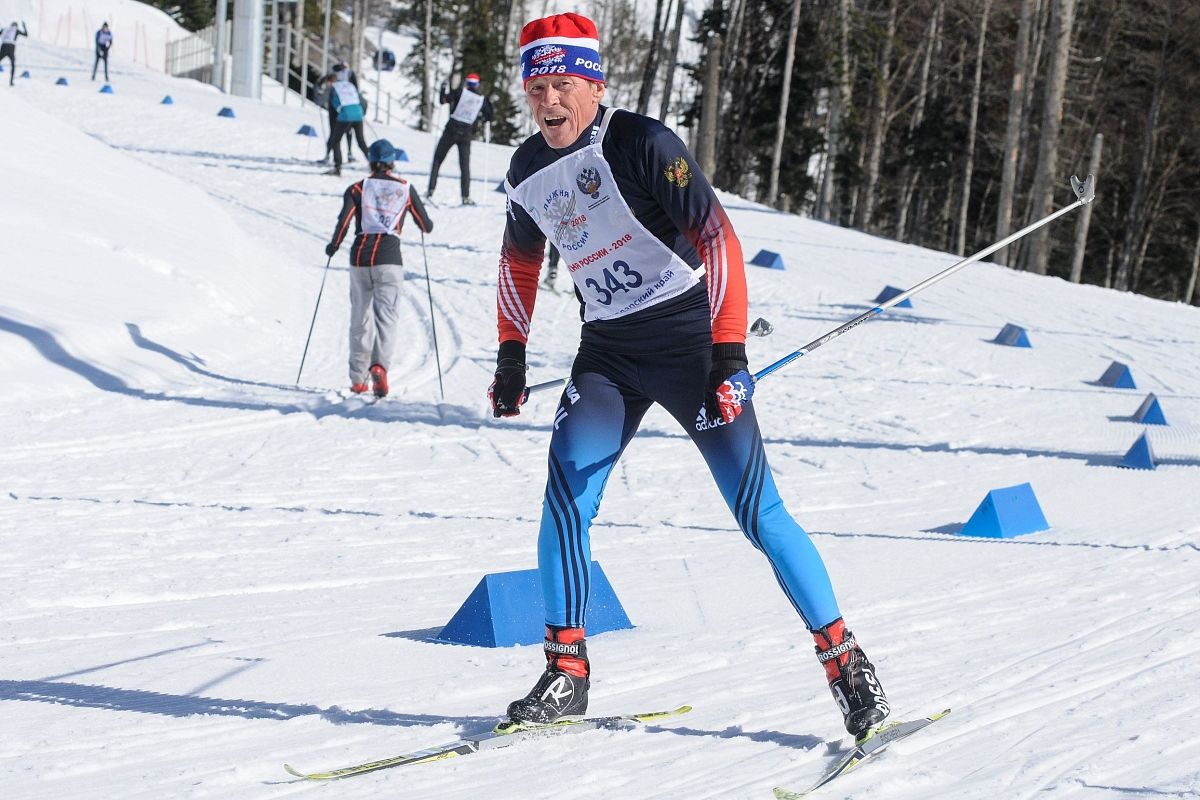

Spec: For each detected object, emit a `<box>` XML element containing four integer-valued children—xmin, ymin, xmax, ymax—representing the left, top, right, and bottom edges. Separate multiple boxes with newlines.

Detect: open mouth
<box><xmin>544</xmin><ymin>115</ymin><xmax>567</xmax><ymax>128</ymax></box>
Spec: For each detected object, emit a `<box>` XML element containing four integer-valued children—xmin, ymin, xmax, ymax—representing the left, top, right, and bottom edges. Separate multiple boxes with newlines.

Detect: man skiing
<box><xmin>427</xmin><ymin>72</ymin><xmax>494</xmax><ymax>205</ymax></box>
<box><xmin>92</xmin><ymin>22</ymin><xmax>112</xmax><ymax>82</ymax></box>
<box><xmin>1</xmin><ymin>21</ymin><xmax>28</xmax><ymax>86</ymax></box>
<box><xmin>325</xmin><ymin>139</ymin><xmax>433</xmax><ymax>397</ymax></box>
<box><xmin>323</xmin><ymin>72</ymin><xmax>370</xmax><ymax>177</ymax></box>
<box><xmin>488</xmin><ymin>13</ymin><xmax>891</xmax><ymax>739</ymax></box>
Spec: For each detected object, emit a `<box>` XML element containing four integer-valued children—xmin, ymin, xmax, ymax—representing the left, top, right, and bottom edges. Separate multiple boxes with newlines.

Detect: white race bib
<box><xmin>506</xmin><ymin>109</ymin><xmax>700</xmax><ymax>322</ymax></box>
<box><xmin>450</xmin><ymin>90</ymin><xmax>485</xmax><ymax>125</ymax></box>
<box><xmin>332</xmin><ymin>81</ymin><xmax>360</xmax><ymax>107</ymax></box>
<box><xmin>361</xmin><ymin>178</ymin><xmax>410</xmax><ymax>235</ymax></box>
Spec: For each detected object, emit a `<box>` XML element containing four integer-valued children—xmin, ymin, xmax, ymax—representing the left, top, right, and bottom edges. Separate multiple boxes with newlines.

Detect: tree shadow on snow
<box><xmin>0</xmin><ymin>679</ymin><xmax>498</xmax><ymax>730</ymax></box>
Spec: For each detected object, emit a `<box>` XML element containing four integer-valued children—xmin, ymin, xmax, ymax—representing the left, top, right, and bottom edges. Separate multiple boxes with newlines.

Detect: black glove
<box><xmin>325</xmin><ymin>242</ymin><xmax>338</xmax><ymax>257</ymax></box>
<box><xmin>704</xmin><ymin>342</ymin><xmax>755</xmax><ymax>425</ymax></box>
<box><xmin>489</xmin><ymin>340</ymin><xmax>528</xmax><ymax>418</ymax></box>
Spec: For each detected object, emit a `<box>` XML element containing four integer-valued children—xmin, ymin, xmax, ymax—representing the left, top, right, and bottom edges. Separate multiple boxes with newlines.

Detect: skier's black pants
<box><xmin>325</xmin><ymin>106</ymin><xmax>352</xmax><ymax>159</ymax></box>
<box><xmin>92</xmin><ymin>47</ymin><xmax>109</xmax><ymax>81</ymax></box>
<box><xmin>331</xmin><ymin>120</ymin><xmax>369</xmax><ymax>169</ymax></box>
<box><xmin>1</xmin><ymin>44</ymin><xmax>15</xmax><ymax>85</ymax></box>
<box><xmin>428</xmin><ymin>122</ymin><xmax>472</xmax><ymax>199</ymax></box>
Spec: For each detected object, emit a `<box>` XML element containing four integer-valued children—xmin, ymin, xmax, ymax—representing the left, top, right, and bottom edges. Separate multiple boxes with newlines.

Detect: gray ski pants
<box><xmin>348</xmin><ymin>263</ymin><xmax>403</xmax><ymax>384</ymax></box>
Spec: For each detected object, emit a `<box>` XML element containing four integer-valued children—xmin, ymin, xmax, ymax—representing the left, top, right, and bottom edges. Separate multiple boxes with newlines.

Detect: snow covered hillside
<box><xmin>3</xmin><ymin>31</ymin><xmax>1200</xmax><ymax>800</ymax></box>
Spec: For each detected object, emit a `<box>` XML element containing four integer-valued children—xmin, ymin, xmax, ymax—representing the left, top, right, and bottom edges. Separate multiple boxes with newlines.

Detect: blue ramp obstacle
<box><xmin>99</xmin><ymin>84</ymin><xmax>113</xmax><ymax>94</ymax></box>
<box><xmin>992</xmin><ymin>323</ymin><xmax>1032</xmax><ymax>348</ymax></box>
<box><xmin>873</xmin><ymin>285</ymin><xmax>913</xmax><ymax>308</ymax></box>
<box><xmin>1118</xmin><ymin>433</ymin><xmax>1156</xmax><ymax>470</ymax></box>
<box><xmin>958</xmin><ymin>483</ymin><xmax>1049</xmax><ymax>539</ymax></box>
<box><xmin>1132</xmin><ymin>393</ymin><xmax>1167</xmax><ymax>425</ymax></box>
<box><xmin>438</xmin><ymin>561</ymin><xmax>633</xmax><ymax>647</ymax></box>
<box><xmin>1097</xmin><ymin>361</ymin><xmax>1136</xmax><ymax>389</ymax></box>
<box><xmin>55</xmin><ymin>77</ymin><xmax>69</xmax><ymax>86</ymax></box>
<box><xmin>297</xmin><ymin>124</ymin><xmax>318</xmax><ymax>136</ymax></box>
<box><xmin>161</xmin><ymin>95</ymin><xmax>174</xmax><ymax>104</ymax></box>
<box><xmin>749</xmin><ymin>250</ymin><xmax>785</xmax><ymax>270</ymax></box>
<box><xmin>217</xmin><ymin>106</ymin><xmax>236</xmax><ymax>118</ymax></box>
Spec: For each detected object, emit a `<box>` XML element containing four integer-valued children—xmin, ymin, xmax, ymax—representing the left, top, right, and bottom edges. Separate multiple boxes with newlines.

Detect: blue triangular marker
<box><xmin>1098</xmin><ymin>361</ymin><xmax>1136</xmax><ymax>389</ymax></box>
<box><xmin>217</xmin><ymin>106</ymin><xmax>236</xmax><ymax>118</ymax></box>
<box><xmin>749</xmin><ymin>249</ymin><xmax>785</xmax><ymax>270</ymax></box>
<box><xmin>437</xmin><ymin>562</ymin><xmax>633</xmax><ymax>647</ymax></box>
<box><xmin>21</xmin><ymin>70</ymin><xmax>31</xmax><ymax>79</ymax></box>
<box><xmin>993</xmin><ymin>323</ymin><xmax>1032</xmax><ymax>347</ymax></box>
<box><xmin>1132</xmin><ymin>393</ymin><xmax>1167</xmax><ymax>425</ymax></box>
<box><xmin>99</xmin><ymin>84</ymin><xmax>113</xmax><ymax>94</ymax></box>
<box><xmin>296</xmin><ymin>124</ymin><xmax>317</xmax><ymax>136</ymax></box>
<box><xmin>1118</xmin><ymin>433</ymin><xmax>1156</xmax><ymax>470</ymax></box>
<box><xmin>874</xmin><ymin>285</ymin><xmax>913</xmax><ymax>308</ymax></box>
<box><xmin>161</xmin><ymin>95</ymin><xmax>174</xmax><ymax>104</ymax></box>
<box><xmin>55</xmin><ymin>77</ymin><xmax>69</xmax><ymax>86</ymax></box>
<box><xmin>495</xmin><ymin>179</ymin><xmax>507</xmax><ymax>193</ymax></box>
<box><xmin>396</xmin><ymin>148</ymin><xmax>409</xmax><ymax>162</ymax></box>
<box><xmin>958</xmin><ymin>483</ymin><xmax>1049</xmax><ymax>539</ymax></box>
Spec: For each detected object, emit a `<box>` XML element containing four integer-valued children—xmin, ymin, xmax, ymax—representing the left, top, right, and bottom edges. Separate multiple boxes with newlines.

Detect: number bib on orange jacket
<box><xmin>506</xmin><ymin>108</ymin><xmax>701</xmax><ymax>322</ymax></box>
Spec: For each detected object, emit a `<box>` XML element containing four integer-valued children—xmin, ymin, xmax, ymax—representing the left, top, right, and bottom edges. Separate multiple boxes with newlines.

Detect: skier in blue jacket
<box><xmin>323</xmin><ymin>72</ymin><xmax>370</xmax><ymax>176</ymax></box>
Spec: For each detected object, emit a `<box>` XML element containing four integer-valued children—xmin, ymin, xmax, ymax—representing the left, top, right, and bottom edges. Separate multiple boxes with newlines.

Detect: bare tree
<box><xmin>1024</xmin><ymin>0</ymin><xmax>1077</xmax><ymax>275</ymax></box>
<box><xmin>1115</xmin><ymin>9</ymin><xmax>1171</xmax><ymax>292</ymax></box>
<box><xmin>1186</xmin><ymin>219</ymin><xmax>1200</xmax><ymax>306</ymax></box>
<box><xmin>1068</xmin><ymin>132</ymin><xmax>1102</xmax><ymax>283</ymax></box>
<box><xmin>698</xmin><ymin>33</ymin><xmax>722</xmax><ymax>178</ymax></box>
<box><xmin>855</xmin><ymin>0</ymin><xmax>899</xmax><ymax>232</ymax></box>
<box><xmin>658</xmin><ymin>0</ymin><xmax>686</xmax><ymax>122</ymax></box>
<box><xmin>956</xmin><ymin>0</ymin><xmax>993</xmax><ymax>255</ymax></box>
<box><xmin>994</xmin><ymin>0</ymin><xmax>1037</xmax><ymax>265</ymax></box>
<box><xmin>767</xmin><ymin>0</ymin><xmax>803</xmax><ymax>207</ymax></box>
<box><xmin>636</xmin><ymin>0</ymin><xmax>668</xmax><ymax>115</ymax></box>
<box><xmin>817</xmin><ymin>0</ymin><xmax>853</xmax><ymax>222</ymax></box>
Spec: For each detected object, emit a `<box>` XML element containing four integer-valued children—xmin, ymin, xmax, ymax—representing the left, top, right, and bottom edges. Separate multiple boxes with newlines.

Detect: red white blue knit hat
<box><xmin>519</xmin><ymin>13</ymin><xmax>604</xmax><ymax>85</ymax></box>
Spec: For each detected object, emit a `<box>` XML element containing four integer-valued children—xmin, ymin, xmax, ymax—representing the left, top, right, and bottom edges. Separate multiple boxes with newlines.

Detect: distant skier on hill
<box><xmin>322</xmin><ymin>72</ymin><xmax>370</xmax><ymax>177</ymax></box>
<box><xmin>324</xmin><ymin>139</ymin><xmax>433</xmax><ymax>397</ymax></box>
<box><xmin>427</xmin><ymin>72</ymin><xmax>494</xmax><ymax>206</ymax></box>
<box><xmin>488</xmin><ymin>13</ymin><xmax>892</xmax><ymax>740</ymax></box>
<box><xmin>92</xmin><ymin>22</ymin><xmax>112</xmax><ymax>82</ymax></box>
<box><xmin>1</xmin><ymin>21</ymin><xmax>28</xmax><ymax>86</ymax></box>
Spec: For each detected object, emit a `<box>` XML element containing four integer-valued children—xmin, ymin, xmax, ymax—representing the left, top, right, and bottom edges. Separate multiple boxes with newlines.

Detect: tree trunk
<box><xmin>817</xmin><ymin>0</ymin><xmax>852</xmax><ymax>222</ymax></box>
<box><xmin>1024</xmin><ymin>0</ymin><xmax>1077</xmax><ymax>275</ymax></box>
<box><xmin>956</xmin><ymin>0</ymin><xmax>992</xmax><ymax>256</ymax></box>
<box><xmin>895</xmin><ymin>0</ymin><xmax>940</xmax><ymax>239</ymax></box>
<box><xmin>855</xmin><ymin>0</ymin><xmax>897</xmax><ymax>232</ymax></box>
<box><xmin>1114</xmin><ymin>12</ymin><xmax>1171</xmax><ymax>292</ymax></box>
<box><xmin>636</xmin><ymin>0</ymin><xmax>667</xmax><ymax>116</ymax></box>
<box><xmin>1068</xmin><ymin>132</ymin><xmax>1102</xmax><ymax>283</ymax></box>
<box><xmin>658</xmin><ymin>0</ymin><xmax>686</xmax><ymax>122</ymax></box>
<box><xmin>1185</xmin><ymin>221</ymin><xmax>1200</xmax><ymax>306</ymax></box>
<box><xmin>767</xmin><ymin>0</ymin><xmax>803</xmax><ymax>207</ymax></box>
<box><xmin>421</xmin><ymin>0</ymin><xmax>433</xmax><ymax>132</ymax></box>
<box><xmin>698</xmin><ymin>33</ymin><xmax>722</xmax><ymax>178</ymax></box>
<box><xmin>994</xmin><ymin>0</ymin><xmax>1036</xmax><ymax>266</ymax></box>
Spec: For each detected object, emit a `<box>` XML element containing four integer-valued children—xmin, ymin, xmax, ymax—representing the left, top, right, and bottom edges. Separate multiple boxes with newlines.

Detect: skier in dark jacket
<box><xmin>1</xmin><ymin>21</ymin><xmax>28</xmax><ymax>86</ymax></box>
<box><xmin>427</xmin><ymin>72</ymin><xmax>494</xmax><ymax>205</ymax></box>
<box><xmin>489</xmin><ymin>13</ymin><xmax>891</xmax><ymax>740</ymax></box>
<box><xmin>325</xmin><ymin>139</ymin><xmax>433</xmax><ymax>397</ymax></box>
<box><xmin>92</xmin><ymin>22</ymin><xmax>112</xmax><ymax>82</ymax></box>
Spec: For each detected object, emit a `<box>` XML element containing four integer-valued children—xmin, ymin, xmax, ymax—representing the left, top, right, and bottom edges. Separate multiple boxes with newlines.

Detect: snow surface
<box><xmin>3</xmin><ymin>29</ymin><xmax>1200</xmax><ymax>800</ymax></box>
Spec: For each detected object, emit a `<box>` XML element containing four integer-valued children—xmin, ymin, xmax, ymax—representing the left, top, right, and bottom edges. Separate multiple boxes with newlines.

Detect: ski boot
<box><xmin>369</xmin><ymin>364</ymin><xmax>388</xmax><ymax>398</ymax></box>
<box><xmin>350</xmin><ymin>381</ymin><xmax>369</xmax><ymax>394</ymax></box>
<box><xmin>461</xmin><ymin>197</ymin><xmax>476</xmax><ymax>206</ymax></box>
<box><xmin>507</xmin><ymin>626</ymin><xmax>590</xmax><ymax>724</ymax></box>
<box><xmin>813</xmin><ymin>617</ymin><xmax>890</xmax><ymax>738</ymax></box>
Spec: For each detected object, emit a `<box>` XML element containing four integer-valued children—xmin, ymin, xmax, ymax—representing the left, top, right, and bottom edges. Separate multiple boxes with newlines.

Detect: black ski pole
<box><xmin>421</xmin><ymin>232</ymin><xmax>446</xmax><ymax>400</ymax></box>
<box><xmin>295</xmin><ymin>255</ymin><xmax>333</xmax><ymax>386</ymax></box>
